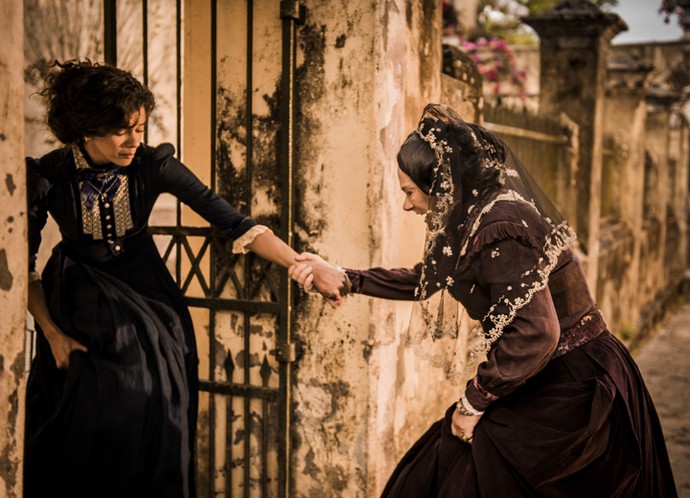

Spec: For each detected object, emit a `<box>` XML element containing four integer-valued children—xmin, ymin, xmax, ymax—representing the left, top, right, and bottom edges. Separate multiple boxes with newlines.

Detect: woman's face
<box><xmin>84</xmin><ymin>107</ymin><xmax>146</xmax><ymax>166</ymax></box>
<box><xmin>398</xmin><ymin>168</ymin><xmax>430</xmax><ymax>215</ymax></box>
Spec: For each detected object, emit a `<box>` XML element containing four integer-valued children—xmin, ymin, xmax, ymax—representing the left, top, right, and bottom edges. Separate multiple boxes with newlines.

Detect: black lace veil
<box><xmin>404</xmin><ymin>104</ymin><xmax>576</xmax><ymax>385</ymax></box>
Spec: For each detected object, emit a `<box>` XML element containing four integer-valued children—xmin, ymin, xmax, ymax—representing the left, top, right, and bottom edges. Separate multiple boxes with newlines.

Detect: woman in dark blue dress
<box><xmin>25</xmin><ymin>60</ymin><xmax>346</xmax><ymax>498</ymax></box>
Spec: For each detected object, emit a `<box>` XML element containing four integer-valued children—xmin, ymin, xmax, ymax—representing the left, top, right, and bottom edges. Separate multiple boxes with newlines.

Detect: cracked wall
<box><xmin>290</xmin><ymin>1</ymin><xmax>453</xmax><ymax>496</ymax></box>
<box><xmin>18</xmin><ymin>1</ymin><xmax>473</xmax><ymax>496</ymax></box>
<box><xmin>0</xmin><ymin>0</ymin><xmax>26</xmax><ymax>496</ymax></box>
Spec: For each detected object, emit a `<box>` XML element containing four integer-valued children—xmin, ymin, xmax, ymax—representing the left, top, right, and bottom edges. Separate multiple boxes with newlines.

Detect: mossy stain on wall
<box><xmin>294</xmin><ymin>20</ymin><xmax>329</xmax><ymax>247</ymax></box>
<box><xmin>215</xmin><ymin>86</ymin><xmax>282</xmax><ymax>229</ymax></box>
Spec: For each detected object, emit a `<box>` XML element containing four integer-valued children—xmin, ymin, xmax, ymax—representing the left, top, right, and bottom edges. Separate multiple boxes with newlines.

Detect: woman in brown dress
<box><xmin>292</xmin><ymin>104</ymin><xmax>677</xmax><ymax>497</ymax></box>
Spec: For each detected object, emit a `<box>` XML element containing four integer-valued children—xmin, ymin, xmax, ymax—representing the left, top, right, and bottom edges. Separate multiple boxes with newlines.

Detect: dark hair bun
<box><xmin>41</xmin><ymin>59</ymin><xmax>155</xmax><ymax>144</ymax></box>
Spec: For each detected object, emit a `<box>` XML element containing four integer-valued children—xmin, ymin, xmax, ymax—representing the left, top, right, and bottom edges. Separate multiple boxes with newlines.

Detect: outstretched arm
<box><xmin>291</xmin><ymin>253</ymin><xmax>421</xmax><ymax>301</ymax></box>
<box><xmin>245</xmin><ymin>231</ymin><xmax>348</xmax><ymax>304</ymax></box>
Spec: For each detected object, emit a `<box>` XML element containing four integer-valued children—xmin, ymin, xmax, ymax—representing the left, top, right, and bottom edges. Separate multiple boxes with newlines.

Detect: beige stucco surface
<box><xmin>287</xmin><ymin>1</ymin><xmax>463</xmax><ymax>495</ymax></box>
<box><xmin>0</xmin><ymin>0</ymin><xmax>26</xmax><ymax>495</ymax></box>
<box><xmin>12</xmin><ymin>1</ymin><xmax>690</xmax><ymax>496</ymax></box>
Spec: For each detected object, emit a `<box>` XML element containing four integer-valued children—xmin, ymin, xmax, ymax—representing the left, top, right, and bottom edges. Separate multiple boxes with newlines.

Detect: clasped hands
<box><xmin>289</xmin><ymin>253</ymin><xmax>350</xmax><ymax>307</ymax></box>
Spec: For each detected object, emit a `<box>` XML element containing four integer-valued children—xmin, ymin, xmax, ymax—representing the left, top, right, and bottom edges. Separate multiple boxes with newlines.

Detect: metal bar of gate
<box><xmin>103</xmin><ymin>0</ymin><xmax>117</xmax><ymax>66</ymax></box>
<box><xmin>142</xmin><ymin>0</ymin><xmax>150</xmax><ymax>142</ymax></box>
<box><xmin>278</xmin><ymin>2</ymin><xmax>304</xmax><ymax>496</ymax></box>
<box><xmin>244</xmin><ymin>2</ymin><xmax>255</xmax><ymax>497</ymax></box>
<box><xmin>142</xmin><ymin>0</ymin><xmax>149</xmax><ymax>87</ymax></box>
<box><xmin>209</xmin><ymin>2</ymin><xmax>219</xmax><ymax>496</ymax></box>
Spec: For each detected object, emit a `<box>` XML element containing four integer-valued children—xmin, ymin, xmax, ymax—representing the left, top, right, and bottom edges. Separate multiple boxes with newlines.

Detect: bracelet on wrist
<box><xmin>456</xmin><ymin>394</ymin><xmax>484</xmax><ymax>417</ymax></box>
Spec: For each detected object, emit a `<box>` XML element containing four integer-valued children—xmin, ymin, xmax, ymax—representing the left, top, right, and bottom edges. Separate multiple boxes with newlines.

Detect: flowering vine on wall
<box><xmin>660</xmin><ymin>0</ymin><xmax>690</xmax><ymax>31</ymax></box>
<box><xmin>442</xmin><ymin>1</ymin><xmax>527</xmax><ymax>104</ymax></box>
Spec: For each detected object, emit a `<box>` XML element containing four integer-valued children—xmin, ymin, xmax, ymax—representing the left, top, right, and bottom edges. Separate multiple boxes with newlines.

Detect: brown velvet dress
<box><xmin>346</xmin><ymin>201</ymin><xmax>677</xmax><ymax>497</ymax></box>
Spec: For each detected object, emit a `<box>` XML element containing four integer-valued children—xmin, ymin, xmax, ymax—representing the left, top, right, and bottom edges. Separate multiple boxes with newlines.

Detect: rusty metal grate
<box><xmin>105</xmin><ymin>0</ymin><xmax>304</xmax><ymax>496</ymax></box>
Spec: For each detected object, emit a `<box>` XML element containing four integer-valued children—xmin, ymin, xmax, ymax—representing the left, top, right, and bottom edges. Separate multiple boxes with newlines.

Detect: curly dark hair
<box><xmin>397</xmin><ymin>122</ymin><xmax>506</xmax><ymax>197</ymax></box>
<box><xmin>40</xmin><ymin>59</ymin><xmax>155</xmax><ymax>144</ymax></box>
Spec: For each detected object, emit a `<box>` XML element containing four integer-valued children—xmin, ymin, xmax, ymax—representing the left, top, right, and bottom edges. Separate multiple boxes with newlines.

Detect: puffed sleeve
<box><xmin>463</xmin><ymin>234</ymin><xmax>560</xmax><ymax>412</ymax></box>
<box><xmin>152</xmin><ymin>144</ymin><xmax>257</xmax><ymax>241</ymax></box>
<box><xmin>344</xmin><ymin>264</ymin><xmax>422</xmax><ymax>300</ymax></box>
<box><xmin>26</xmin><ymin>157</ymin><xmax>51</xmax><ymax>278</ymax></box>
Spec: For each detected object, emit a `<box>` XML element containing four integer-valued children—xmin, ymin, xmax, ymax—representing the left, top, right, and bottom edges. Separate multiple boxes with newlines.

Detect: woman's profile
<box><xmin>291</xmin><ymin>103</ymin><xmax>678</xmax><ymax>497</ymax></box>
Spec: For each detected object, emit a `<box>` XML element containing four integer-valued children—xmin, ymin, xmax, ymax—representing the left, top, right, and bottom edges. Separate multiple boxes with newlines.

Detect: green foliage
<box><xmin>442</xmin><ymin>0</ymin><xmax>621</xmax><ymax>101</ymax></box>
<box><xmin>524</xmin><ymin>0</ymin><xmax>618</xmax><ymax>16</ymax></box>
<box><xmin>471</xmin><ymin>0</ymin><xmax>619</xmax><ymax>43</ymax></box>
<box><xmin>619</xmin><ymin>322</ymin><xmax>638</xmax><ymax>342</ymax></box>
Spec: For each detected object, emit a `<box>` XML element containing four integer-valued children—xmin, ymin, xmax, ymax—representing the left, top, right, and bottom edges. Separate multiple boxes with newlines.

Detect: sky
<box><xmin>608</xmin><ymin>0</ymin><xmax>684</xmax><ymax>44</ymax></box>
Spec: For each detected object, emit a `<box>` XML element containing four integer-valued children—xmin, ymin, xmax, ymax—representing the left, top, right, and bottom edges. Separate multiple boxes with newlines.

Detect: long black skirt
<box><xmin>24</xmin><ymin>239</ymin><xmax>198</xmax><ymax>498</ymax></box>
<box><xmin>382</xmin><ymin>331</ymin><xmax>677</xmax><ymax>497</ymax></box>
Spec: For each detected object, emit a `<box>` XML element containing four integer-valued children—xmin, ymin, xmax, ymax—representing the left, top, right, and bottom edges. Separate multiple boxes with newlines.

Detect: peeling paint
<box><xmin>9</xmin><ymin>353</ymin><xmax>22</xmax><ymax>426</ymax></box>
<box><xmin>418</xmin><ymin>1</ymin><xmax>440</xmax><ymax>97</ymax></box>
<box><xmin>234</xmin><ymin>350</ymin><xmax>261</xmax><ymax>369</ymax></box>
<box><xmin>324</xmin><ymin>464</ymin><xmax>348</xmax><ymax>491</ymax></box>
<box><xmin>215</xmin><ymin>86</ymin><xmax>282</xmax><ymax>228</ymax></box>
<box><xmin>303</xmin><ymin>448</ymin><xmax>319</xmax><ymax>478</ymax></box>
<box><xmin>5</xmin><ymin>174</ymin><xmax>16</xmax><ymax>196</ymax></box>
<box><xmin>0</xmin><ymin>249</ymin><xmax>13</xmax><ymax>291</ymax></box>
<box><xmin>0</xmin><ymin>353</ymin><xmax>24</xmax><ymax>496</ymax></box>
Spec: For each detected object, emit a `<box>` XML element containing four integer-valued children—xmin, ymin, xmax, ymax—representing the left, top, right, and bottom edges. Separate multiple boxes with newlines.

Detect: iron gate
<box><xmin>104</xmin><ymin>1</ymin><xmax>303</xmax><ymax>496</ymax></box>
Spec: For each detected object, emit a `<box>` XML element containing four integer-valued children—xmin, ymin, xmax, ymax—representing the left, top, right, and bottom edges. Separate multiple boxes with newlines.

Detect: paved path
<box><xmin>634</xmin><ymin>303</ymin><xmax>690</xmax><ymax>497</ymax></box>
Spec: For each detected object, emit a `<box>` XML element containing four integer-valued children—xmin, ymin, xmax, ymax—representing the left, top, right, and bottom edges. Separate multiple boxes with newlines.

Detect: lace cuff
<box><xmin>29</xmin><ymin>271</ymin><xmax>42</xmax><ymax>283</ymax></box>
<box><xmin>232</xmin><ymin>225</ymin><xmax>272</xmax><ymax>254</ymax></box>
<box><xmin>465</xmin><ymin>376</ymin><xmax>499</xmax><ymax>412</ymax></box>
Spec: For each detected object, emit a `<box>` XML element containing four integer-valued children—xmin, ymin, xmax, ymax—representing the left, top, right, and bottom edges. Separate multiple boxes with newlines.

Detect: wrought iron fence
<box><xmin>105</xmin><ymin>1</ymin><xmax>304</xmax><ymax>496</ymax></box>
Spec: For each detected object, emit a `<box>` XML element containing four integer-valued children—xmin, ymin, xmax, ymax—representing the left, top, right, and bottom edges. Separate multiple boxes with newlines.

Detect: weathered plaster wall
<box><xmin>597</xmin><ymin>58</ymin><xmax>651</xmax><ymax>339</ymax></box>
<box><xmin>646</xmin><ymin>102</ymin><xmax>673</xmax><ymax>295</ymax></box>
<box><xmin>0</xmin><ymin>0</ymin><xmax>26</xmax><ymax>495</ymax></box>
<box><xmin>290</xmin><ymin>1</ymin><xmax>448</xmax><ymax>496</ymax></box>
<box><xmin>24</xmin><ymin>0</ymin><xmax>103</xmax><ymax>271</ymax></box>
<box><xmin>368</xmin><ymin>2</ymin><xmax>447</xmax><ymax>495</ymax></box>
<box><xmin>593</xmin><ymin>41</ymin><xmax>690</xmax><ymax>336</ymax></box>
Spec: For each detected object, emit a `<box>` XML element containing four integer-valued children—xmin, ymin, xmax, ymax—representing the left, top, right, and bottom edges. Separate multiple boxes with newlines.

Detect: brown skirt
<box><xmin>381</xmin><ymin>331</ymin><xmax>677</xmax><ymax>497</ymax></box>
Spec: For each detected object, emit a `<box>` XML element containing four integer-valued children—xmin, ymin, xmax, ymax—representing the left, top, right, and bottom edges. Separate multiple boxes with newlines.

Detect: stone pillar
<box><xmin>290</xmin><ymin>1</ymin><xmax>445</xmax><ymax>496</ymax></box>
<box><xmin>452</xmin><ymin>0</ymin><xmax>479</xmax><ymax>37</ymax></box>
<box><xmin>599</xmin><ymin>54</ymin><xmax>653</xmax><ymax>338</ymax></box>
<box><xmin>0</xmin><ymin>0</ymin><xmax>26</xmax><ymax>495</ymax></box>
<box><xmin>524</xmin><ymin>0</ymin><xmax>626</xmax><ymax>289</ymax></box>
<box><xmin>442</xmin><ymin>45</ymin><xmax>483</xmax><ymax>123</ymax></box>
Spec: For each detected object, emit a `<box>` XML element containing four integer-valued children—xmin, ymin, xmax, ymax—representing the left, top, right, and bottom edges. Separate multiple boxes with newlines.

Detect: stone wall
<box><xmin>481</xmin><ymin>1</ymin><xmax>690</xmax><ymax>343</ymax></box>
<box><xmin>0</xmin><ymin>0</ymin><xmax>25</xmax><ymax>495</ymax></box>
<box><xmin>289</xmin><ymin>2</ymin><xmax>448</xmax><ymax>495</ymax></box>
<box><xmin>14</xmin><ymin>1</ymin><xmax>689</xmax><ymax>496</ymax></box>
